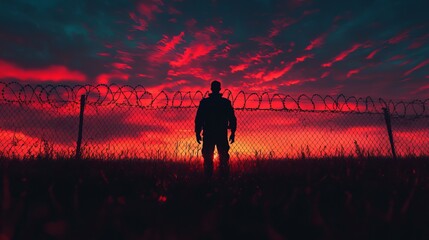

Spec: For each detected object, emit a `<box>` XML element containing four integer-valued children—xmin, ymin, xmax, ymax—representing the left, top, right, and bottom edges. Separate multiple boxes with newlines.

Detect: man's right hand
<box><xmin>196</xmin><ymin>133</ymin><xmax>202</xmax><ymax>144</ymax></box>
<box><xmin>229</xmin><ymin>133</ymin><xmax>235</xmax><ymax>144</ymax></box>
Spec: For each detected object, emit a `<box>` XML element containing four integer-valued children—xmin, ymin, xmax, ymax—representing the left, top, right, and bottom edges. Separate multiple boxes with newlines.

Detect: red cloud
<box><xmin>244</xmin><ymin>70</ymin><xmax>265</xmax><ymax>80</ymax></box>
<box><xmin>146</xmin><ymin>79</ymin><xmax>188</xmax><ymax>92</ymax></box>
<box><xmin>282</xmin><ymin>79</ymin><xmax>301</xmax><ymax>86</ymax></box>
<box><xmin>230</xmin><ymin>63</ymin><xmax>249</xmax><ymax>73</ymax></box>
<box><xmin>305</xmin><ymin>33</ymin><xmax>327</xmax><ymax>51</ymax></box>
<box><xmin>96</xmin><ymin>73</ymin><xmax>129</xmax><ymax>84</ymax></box>
<box><xmin>321</xmin><ymin>63</ymin><xmax>332</xmax><ymax>68</ymax></box>
<box><xmin>403</xmin><ymin>59</ymin><xmax>429</xmax><ymax>77</ymax></box>
<box><xmin>240</xmin><ymin>49</ymin><xmax>283</xmax><ymax>65</ymax></box>
<box><xmin>280</xmin><ymin>78</ymin><xmax>317</xmax><ymax>86</ymax></box>
<box><xmin>366</xmin><ymin>48</ymin><xmax>381</xmax><ymax>59</ymax></box>
<box><xmin>296</xmin><ymin>55</ymin><xmax>311</xmax><ymax>62</ymax></box>
<box><xmin>321</xmin><ymin>71</ymin><xmax>330</xmax><ymax>79</ymax></box>
<box><xmin>322</xmin><ymin>43</ymin><xmax>363</xmax><ymax>67</ymax></box>
<box><xmin>116</xmin><ymin>50</ymin><xmax>134</xmax><ymax>63</ymax></box>
<box><xmin>214</xmin><ymin>44</ymin><xmax>232</xmax><ymax>59</ymax></box>
<box><xmin>408</xmin><ymin>34</ymin><xmax>429</xmax><ymax>49</ymax></box>
<box><xmin>399</xmin><ymin>60</ymin><xmax>411</xmax><ymax>66</ymax></box>
<box><xmin>262</xmin><ymin>65</ymin><xmax>294</xmax><ymax>82</ymax></box>
<box><xmin>0</xmin><ymin>60</ymin><xmax>86</xmax><ymax>82</ymax></box>
<box><xmin>250</xmin><ymin>36</ymin><xmax>275</xmax><ymax>47</ymax></box>
<box><xmin>97</xmin><ymin>52</ymin><xmax>110</xmax><ymax>57</ymax></box>
<box><xmin>170</xmin><ymin>27</ymin><xmax>225</xmax><ymax>67</ymax></box>
<box><xmin>269</xmin><ymin>18</ymin><xmax>297</xmax><ymax>38</ymax></box>
<box><xmin>149</xmin><ymin>31</ymin><xmax>185</xmax><ymax>63</ymax></box>
<box><xmin>408</xmin><ymin>41</ymin><xmax>424</xmax><ymax>50</ymax></box>
<box><xmin>129</xmin><ymin>12</ymin><xmax>149</xmax><ymax>31</ymax></box>
<box><xmin>386</xmin><ymin>30</ymin><xmax>409</xmax><ymax>45</ymax></box>
<box><xmin>411</xmin><ymin>83</ymin><xmax>429</xmax><ymax>95</ymax></box>
<box><xmin>419</xmin><ymin>84</ymin><xmax>429</xmax><ymax>91</ymax></box>
<box><xmin>168</xmin><ymin>67</ymin><xmax>214</xmax><ymax>81</ymax></box>
<box><xmin>170</xmin><ymin>43</ymin><xmax>216</xmax><ymax>67</ymax></box>
<box><xmin>159</xmin><ymin>32</ymin><xmax>185</xmax><ymax>53</ymax></box>
<box><xmin>129</xmin><ymin>0</ymin><xmax>164</xmax><ymax>31</ymax></box>
<box><xmin>112</xmin><ymin>63</ymin><xmax>132</xmax><ymax>70</ymax></box>
<box><xmin>346</xmin><ymin>68</ymin><xmax>361</xmax><ymax>78</ymax></box>
<box><xmin>262</xmin><ymin>55</ymin><xmax>313</xmax><ymax>82</ymax></box>
<box><xmin>137</xmin><ymin>0</ymin><xmax>163</xmax><ymax>20</ymax></box>
<box><xmin>389</xmin><ymin>55</ymin><xmax>405</xmax><ymax>61</ymax></box>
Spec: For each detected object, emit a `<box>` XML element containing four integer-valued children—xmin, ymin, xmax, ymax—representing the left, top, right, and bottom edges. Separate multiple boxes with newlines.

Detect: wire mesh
<box><xmin>0</xmin><ymin>82</ymin><xmax>428</xmax><ymax>160</ymax></box>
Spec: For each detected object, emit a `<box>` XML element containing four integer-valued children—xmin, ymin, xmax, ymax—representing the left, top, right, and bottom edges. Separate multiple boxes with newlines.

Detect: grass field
<box><xmin>1</xmin><ymin>156</ymin><xmax>429</xmax><ymax>240</ymax></box>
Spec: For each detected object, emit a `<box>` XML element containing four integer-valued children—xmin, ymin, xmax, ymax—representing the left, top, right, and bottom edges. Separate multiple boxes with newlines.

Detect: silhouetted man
<box><xmin>195</xmin><ymin>81</ymin><xmax>237</xmax><ymax>178</ymax></box>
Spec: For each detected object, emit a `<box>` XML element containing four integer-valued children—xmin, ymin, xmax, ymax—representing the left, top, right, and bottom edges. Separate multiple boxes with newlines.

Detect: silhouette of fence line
<box><xmin>2</xmin><ymin>81</ymin><xmax>429</xmax><ymax>116</ymax></box>
<box><xmin>0</xmin><ymin>82</ymin><xmax>428</xmax><ymax>160</ymax></box>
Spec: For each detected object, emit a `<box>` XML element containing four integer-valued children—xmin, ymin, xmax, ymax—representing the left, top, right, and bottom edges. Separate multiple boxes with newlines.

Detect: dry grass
<box><xmin>1</xmin><ymin>156</ymin><xmax>429</xmax><ymax>239</ymax></box>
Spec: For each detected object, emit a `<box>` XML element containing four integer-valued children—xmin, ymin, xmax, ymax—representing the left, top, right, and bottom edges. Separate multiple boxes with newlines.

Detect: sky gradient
<box><xmin>0</xmin><ymin>0</ymin><xmax>428</xmax><ymax>99</ymax></box>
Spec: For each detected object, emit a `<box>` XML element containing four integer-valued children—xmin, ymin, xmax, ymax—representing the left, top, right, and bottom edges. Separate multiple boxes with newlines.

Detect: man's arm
<box><xmin>194</xmin><ymin>100</ymin><xmax>204</xmax><ymax>144</ymax></box>
<box><xmin>227</xmin><ymin>100</ymin><xmax>237</xmax><ymax>143</ymax></box>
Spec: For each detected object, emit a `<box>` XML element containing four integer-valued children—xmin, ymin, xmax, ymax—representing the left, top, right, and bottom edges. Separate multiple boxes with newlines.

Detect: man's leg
<box><xmin>217</xmin><ymin>136</ymin><xmax>230</xmax><ymax>179</ymax></box>
<box><xmin>202</xmin><ymin>138</ymin><xmax>215</xmax><ymax>178</ymax></box>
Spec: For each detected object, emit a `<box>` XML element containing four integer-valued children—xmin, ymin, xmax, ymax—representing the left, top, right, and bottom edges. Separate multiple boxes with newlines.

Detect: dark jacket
<box><xmin>195</xmin><ymin>93</ymin><xmax>237</xmax><ymax>136</ymax></box>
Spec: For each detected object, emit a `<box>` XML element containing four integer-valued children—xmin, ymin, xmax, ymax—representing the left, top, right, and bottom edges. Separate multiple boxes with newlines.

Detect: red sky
<box><xmin>0</xmin><ymin>0</ymin><xmax>428</xmax><ymax>99</ymax></box>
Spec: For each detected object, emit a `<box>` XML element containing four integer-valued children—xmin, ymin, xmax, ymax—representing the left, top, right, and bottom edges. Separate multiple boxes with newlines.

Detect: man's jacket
<box><xmin>195</xmin><ymin>93</ymin><xmax>237</xmax><ymax>136</ymax></box>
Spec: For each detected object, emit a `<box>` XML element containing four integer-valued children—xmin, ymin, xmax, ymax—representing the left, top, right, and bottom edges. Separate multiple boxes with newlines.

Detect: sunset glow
<box><xmin>1</xmin><ymin>98</ymin><xmax>428</xmax><ymax>160</ymax></box>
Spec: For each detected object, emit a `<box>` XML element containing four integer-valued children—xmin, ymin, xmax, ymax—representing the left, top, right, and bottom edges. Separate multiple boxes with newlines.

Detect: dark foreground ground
<box><xmin>1</xmin><ymin>157</ymin><xmax>429</xmax><ymax>240</ymax></box>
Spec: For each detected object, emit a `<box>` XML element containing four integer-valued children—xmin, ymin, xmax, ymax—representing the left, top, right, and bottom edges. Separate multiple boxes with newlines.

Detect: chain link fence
<box><xmin>1</xmin><ymin>82</ymin><xmax>428</xmax><ymax>160</ymax></box>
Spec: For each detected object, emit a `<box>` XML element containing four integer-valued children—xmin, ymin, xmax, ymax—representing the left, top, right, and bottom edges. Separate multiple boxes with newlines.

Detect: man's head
<box><xmin>211</xmin><ymin>80</ymin><xmax>221</xmax><ymax>93</ymax></box>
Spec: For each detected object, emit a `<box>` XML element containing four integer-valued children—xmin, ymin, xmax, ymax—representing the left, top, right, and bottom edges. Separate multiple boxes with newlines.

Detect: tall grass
<box><xmin>1</xmin><ymin>155</ymin><xmax>428</xmax><ymax>239</ymax></box>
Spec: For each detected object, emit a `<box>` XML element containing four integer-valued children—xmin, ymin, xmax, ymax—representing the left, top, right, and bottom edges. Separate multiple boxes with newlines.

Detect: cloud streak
<box><xmin>262</xmin><ymin>55</ymin><xmax>313</xmax><ymax>82</ymax></box>
<box><xmin>322</xmin><ymin>44</ymin><xmax>363</xmax><ymax>68</ymax></box>
<box><xmin>0</xmin><ymin>60</ymin><xmax>86</xmax><ymax>82</ymax></box>
<box><xmin>403</xmin><ymin>59</ymin><xmax>429</xmax><ymax>77</ymax></box>
<box><xmin>150</xmin><ymin>31</ymin><xmax>185</xmax><ymax>63</ymax></box>
<box><xmin>169</xmin><ymin>27</ymin><xmax>225</xmax><ymax>67</ymax></box>
<box><xmin>305</xmin><ymin>33</ymin><xmax>327</xmax><ymax>51</ymax></box>
<box><xmin>129</xmin><ymin>0</ymin><xmax>164</xmax><ymax>31</ymax></box>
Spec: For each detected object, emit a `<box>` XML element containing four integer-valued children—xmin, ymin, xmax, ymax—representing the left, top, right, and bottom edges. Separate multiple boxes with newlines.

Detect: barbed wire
<box><xmin>1</xmin><ymin>81</ymin><xmax>428</xmax><ymax>117</ymax></box>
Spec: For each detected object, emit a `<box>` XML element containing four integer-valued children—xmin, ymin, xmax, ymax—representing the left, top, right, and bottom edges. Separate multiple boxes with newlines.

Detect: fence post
<box><xmin>75</xmin><ymin>95</ymin><xmax>86</xmax><ymax>159</ymax></box>
<box><xmin>382</xmin><ymin>107</ymin><xmax>397</xmax><ymax>159</ymax></box>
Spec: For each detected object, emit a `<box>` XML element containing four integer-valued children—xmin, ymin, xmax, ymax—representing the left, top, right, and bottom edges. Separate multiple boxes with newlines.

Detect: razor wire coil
<box><xmin>1</xmin><ymin>81</ymin><xmax>428</xmax><ymax>117</ymax></box>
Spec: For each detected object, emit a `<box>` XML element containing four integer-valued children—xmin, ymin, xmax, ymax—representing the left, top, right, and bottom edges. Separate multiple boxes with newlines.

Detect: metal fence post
<box><xmin>76</xmin><ymin>95</ymin><xmax>86</xmax><ymax>159</ymax></box>
<box><xmin>382</xmin><ymin>107</ymin><xmax>397</xmax><ymax>159</ymax></box>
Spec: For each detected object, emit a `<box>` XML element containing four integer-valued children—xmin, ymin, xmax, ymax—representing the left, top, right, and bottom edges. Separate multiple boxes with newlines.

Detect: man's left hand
<box><xmin>229</xmin><ymin>133</ymin><xmax>235</xmax><ymax>144</ymax></box>
<box><xmin>196</xmin><ymin>134</ymin><xmax>202</xmax><ymax>144</ymax></box>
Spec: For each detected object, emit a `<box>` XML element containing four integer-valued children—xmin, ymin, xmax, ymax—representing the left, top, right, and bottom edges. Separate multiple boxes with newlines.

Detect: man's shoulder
<box><xmin>221</xmin><ymin>97</ymin><xmax>232</xmax><ymax>104</ymax></box>
<box><xmin>207</xmin><ymin>96</ymin><xmax>231</xmax><ymax>102</ymax></box>
<box><xmin>198</xmin><ymin>98</ymin><xmax>209</xmax><ymax>108</ymax></box>
<box><xmin>201</xmin><ymin>95</ymin><xmax>231</xmax><ymax>104</ymax></box>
